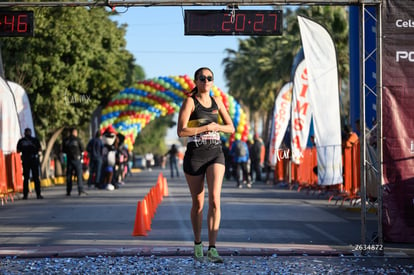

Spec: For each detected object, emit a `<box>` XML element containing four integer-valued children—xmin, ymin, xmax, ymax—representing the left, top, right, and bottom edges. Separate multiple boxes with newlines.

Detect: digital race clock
<box><xmin>0</xmin><ymin>11</ymin><xmax>34</xmax><ymax>37</ymax></box>
<box><xmin>185</xmin><ymin>9</ymin><xmax>283</xmax><ymax>36</ymax></box>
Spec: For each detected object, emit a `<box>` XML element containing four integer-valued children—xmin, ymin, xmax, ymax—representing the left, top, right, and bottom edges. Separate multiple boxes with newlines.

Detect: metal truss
<box><xmin>359</xmin><ymin>3</ymin><xmax>383</xmax><ymax>256</ymax></box>
<box><xmin>0</xmin><ymin>0</ymin><xmax>384</xmax><ymax>255</ymax></box>
<box><xmin>0</xmin><ymin>0</ymin><xmax>381</xmax><ymax>8</ymax></box>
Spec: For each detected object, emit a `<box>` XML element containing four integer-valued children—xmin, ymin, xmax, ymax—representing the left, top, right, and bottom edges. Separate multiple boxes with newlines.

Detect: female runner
<box><xmin>177</xmin><ymin>67</ymin><xmax>235</xmax><ymax>263</ymax></box>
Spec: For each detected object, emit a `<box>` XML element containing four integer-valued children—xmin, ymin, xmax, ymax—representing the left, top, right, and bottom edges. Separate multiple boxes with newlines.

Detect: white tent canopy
<box><xmin>0</xmin><ymin>78</ymin><xmax>34</xmax><ymax>153</ymax></box>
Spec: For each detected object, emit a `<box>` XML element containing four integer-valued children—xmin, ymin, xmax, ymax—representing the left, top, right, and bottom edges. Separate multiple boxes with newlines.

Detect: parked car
<box><xmin>134</xmin><ymin>155</ymin><xmax>146</xmax><ymax>169</ymax></box>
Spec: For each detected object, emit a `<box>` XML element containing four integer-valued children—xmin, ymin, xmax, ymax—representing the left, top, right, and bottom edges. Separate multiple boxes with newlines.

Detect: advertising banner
<box><xmin>298</xmin><ymin>16</ymin><xmax>343</xmax><ymax>185</ymax></box>
<box><xmin>291</xmin><ymin>60</ymin><xmax>312</xmax><ymax>164</ymax></box>
<box><xmin>268</xmin><ymin>82</ymin><xmax>292</xmax><ymax>166</ymax></box>
<box><xmin>382</xmin><ymin>0</ymin><xmax>414</xmax><ymax>243</ymax></box>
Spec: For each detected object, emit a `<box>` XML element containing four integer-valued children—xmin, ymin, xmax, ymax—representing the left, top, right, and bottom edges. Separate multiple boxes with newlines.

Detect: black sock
<box><xmin>208</xmin><ymin>245</ymin><xmax>216</xmax><ymax>251</ymax></box>
<box><xmin>194</xmin><ymin>241</ymin><xmax>202</xmax><ymax>245</ymax></box>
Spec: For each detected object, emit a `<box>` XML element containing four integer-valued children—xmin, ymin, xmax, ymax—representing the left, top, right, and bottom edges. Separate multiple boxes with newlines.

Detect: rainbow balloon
<box><xmin>99</xmin><ymin>75</ymin><xmax>250</xmax><ymax>150</ymax></box>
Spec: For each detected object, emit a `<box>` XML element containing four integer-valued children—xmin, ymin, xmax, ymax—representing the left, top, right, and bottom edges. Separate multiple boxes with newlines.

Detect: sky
<box><xmin>110</xmin><ymin>6</ymin><xmax>266</xmax><ymax>91</ymax></box>
<box><xmin>110</xmin><ymin>6</ymin><xmax>275</xmax><ymax>143</ymax></box>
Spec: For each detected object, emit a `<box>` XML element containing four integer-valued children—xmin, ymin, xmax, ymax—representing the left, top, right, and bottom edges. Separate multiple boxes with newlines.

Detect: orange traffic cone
<box><xmin>157</xmin><ymin>172</ymin><xmax>163</xmax><ymax>185</ymax></box>
<box><xmin>147</xmin><ymin>192</ymin><xmax>156</xmax><ymax>218</ymax></box>
<box><xmin>159</xmin><ymin>179</ymin><xmax>164</xmax><ymax>197</ymax></box>
<box><xmin>132</xmin><ymin>201</ymin><xmax>147</xmax><ymax>236</ymax></box>
<box><xmin>154</xmin><ymin>185</ymin><xmax>161</xmax><ymax>206</ymax></box>
<box><xmin>163</xmin><ymin>177</ymin><xmax>169</xmax><ymax>197</ymax></box>
<box><xmin>142</xmin><ymin>197</ymin><xmax>152</xmax><ymax>231</ymax></box>
<box><xmin>156</xmin><ymin>181</ymin><xmax>163</xmax><ymax>202</ymax></box>
<box><xmin>150</xmin><ymin>187</ymin><xmax>158</xmax><ymax>210</ymax></box>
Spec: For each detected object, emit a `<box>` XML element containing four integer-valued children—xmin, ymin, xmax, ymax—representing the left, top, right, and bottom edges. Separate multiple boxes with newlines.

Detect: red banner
<box><xmin>382</xmin><ymin>0</ymin><xmax>414</xmax><ymax>243</ymax></box>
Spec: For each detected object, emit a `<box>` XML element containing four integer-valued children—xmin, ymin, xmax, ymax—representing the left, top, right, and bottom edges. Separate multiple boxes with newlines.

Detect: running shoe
<box><xmin>194</xmin><ymin>243</ymin><xmax>204</xmax><ymax>262</ymax></box>
<box><xmin>207</xmin><ymin>247</ymin><xmax>223</xmax><ymax>263</ymax></box>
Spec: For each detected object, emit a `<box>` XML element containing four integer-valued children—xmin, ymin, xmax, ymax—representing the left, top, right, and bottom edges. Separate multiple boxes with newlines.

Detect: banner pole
<box><xmin>376</xmin><ymin>2</ymin><xmax>384</xmax><ymax>255</ymax></box>
<box><xmin>359</xmin><ymin>3</ymin><xmax>367</xmax><ymax>255</ymax></box>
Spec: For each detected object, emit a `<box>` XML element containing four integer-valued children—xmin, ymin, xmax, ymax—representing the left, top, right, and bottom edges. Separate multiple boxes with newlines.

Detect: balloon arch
<box><xmin>99</xmin><ymin>75</ymin><xmax>250</xmax><ymax>150</ymax></box>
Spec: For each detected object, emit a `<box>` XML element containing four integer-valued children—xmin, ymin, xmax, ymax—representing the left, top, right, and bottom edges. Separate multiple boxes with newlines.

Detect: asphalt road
<box><xmin>0</xmin><ymin>167</ymin><xmax>413</xmax><ymax>259</ymax></box>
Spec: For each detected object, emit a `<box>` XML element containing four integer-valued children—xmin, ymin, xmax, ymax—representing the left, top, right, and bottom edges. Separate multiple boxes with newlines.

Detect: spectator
<box><xmin>165</xmin><ymin>144</ymin><xmax>179</xmax><ymax>178</ymax></box>
<box><xmin>344</xmin><ymin>125</ymin><xmax>359</xmax><ymax>148</ymax></box>
<box><xmin>368</xmin><ymin>120</ymin><xmax>378</xmax><ymax>149</ymax></box>
<box><xmin>145</xmin><ymin>152</ymin><xmax>154</xmax><ymax>171</ymax></box>
<box><xmin>161</xmin><ymin>154</ymin><xmax>167</xmax><ymax>170</ymax></box>
<box><xmin>120</xmin><ymin>145</ymin><xmax>130</xmax><ymax>180</ymax></box>
<box><xmin>221</xmin><ymin>141</ymin><xmax>232</xmax><ymax>180</ymax></box>
<box><xmin>230</xmin><ymin>139</ymin><xmax>252</xmax><ymax>188</ymax></box>
<box><xmin>127</xmin><ymin>150</ymin><xmax>134</xmax><ymax>177</ymax></box>
<box><xmin>101</xmin><ymin>131</ymin><xmax>117</xmax><ymax>191</ymax></box>
<box><xmin>16</xmin><ymin>128</ymin><xmax>43</xmax><ymax>200</ymax></box>
<box><xmin>86</xmin><ymin>131</ymin><xmax>103</xmax><ymax>189</ymax></box>
<box><xmin>63</xmin><ymin>128</ymin><xmax>87</xmax><ymax>196</ymax></box>
<box><xmin>113</xmin><ymin>142</ymin><xmax>128</xmax><ymax>187</ymax></box>
<box><xmin>250</xmin><ymin>134</ymin><xmax>264</xmax><ymax>182</ymax></box>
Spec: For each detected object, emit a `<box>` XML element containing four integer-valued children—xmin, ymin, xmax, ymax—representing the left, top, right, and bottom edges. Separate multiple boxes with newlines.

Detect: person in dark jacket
<box><xmin>86</xmin><ymin>131</ymin><xmax>103</xmax><ymax>188</ymax></box>
<box><xmin>63</xmin><ymin>128</ymin><xmax>86</xmax><ymax>196</ymax></box>
<box><xmin>16</xmin><ymin>128</ymin><xmax>43</xmax><ymax>199</ymax></box>
<box><xmin>250</xmin><ymin>134</ymin><xmax>264</xmax><ymax>182</ymax></box>
<box><xmin>230</xmin><ymin>139</ymin><xmax>252</xmax><ymax>188</ymax></box>
<box><xmin>165</xmin><ymin>144</ymin><xmax>179</xmax><ymax>178</ymax></box>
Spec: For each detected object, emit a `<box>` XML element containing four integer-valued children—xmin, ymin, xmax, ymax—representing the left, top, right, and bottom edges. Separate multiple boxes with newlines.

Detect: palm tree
<box><xmin>223</xmin><ymin>10</ymin><xmax>300</xmax><ymax>136</ymax></box>
<box><xmin>223</xmin><ymin>6</ymin><xmax>349</xmax><ymax>141</ymax></box>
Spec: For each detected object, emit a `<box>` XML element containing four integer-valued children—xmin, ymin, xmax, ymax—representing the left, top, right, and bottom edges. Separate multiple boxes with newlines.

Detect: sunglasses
<box><xmin>198</xmin><ymin>75</ymin><xmax>214</xmax><ymax>82</ymax></box>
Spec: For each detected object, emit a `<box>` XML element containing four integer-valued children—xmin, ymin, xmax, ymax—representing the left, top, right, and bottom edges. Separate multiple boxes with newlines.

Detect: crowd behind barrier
<box><xmin>1</xmin><ymin>139</ymin><xmax>363</xmax><ymax>205</ymax></box>
<box><xmin>272</xmin><ymin>140</ymin><xmax>363</xmax><ymax>206</ymax></box>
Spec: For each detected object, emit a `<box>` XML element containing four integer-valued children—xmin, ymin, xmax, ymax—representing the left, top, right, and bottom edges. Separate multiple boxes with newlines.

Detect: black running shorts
<box><xmin>183</xmin><ymin>142</ymin><xmax>225</xmax><ymax>176</ymax></box>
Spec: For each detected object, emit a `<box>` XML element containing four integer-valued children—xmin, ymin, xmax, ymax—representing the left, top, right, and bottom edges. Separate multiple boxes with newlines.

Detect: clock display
<box><xmin>185</xmin><ymin>9</ymin><xmax>283</xmax><ymax>36</ymax></box>
<box><xmin>0</xmin><ymin>11</ymin><xmax>34</xmax><ymax>37</ymax></box>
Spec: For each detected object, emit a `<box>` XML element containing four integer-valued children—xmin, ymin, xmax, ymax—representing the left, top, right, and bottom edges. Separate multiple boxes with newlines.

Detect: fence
<box><xmin>0</xmin><ymin>150</ymin><xmax>23</xmax><ymax>204</ymax></box>
<box><xmin>273</xmin><ymin>141</ymin><xmax>361</xmax><ymax>204</ymax></box>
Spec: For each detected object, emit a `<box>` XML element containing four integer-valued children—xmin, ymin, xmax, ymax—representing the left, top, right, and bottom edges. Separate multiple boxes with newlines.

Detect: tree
<box><xmin>133</xmin><ymin>115</ymin><xmax>174</xmax><ymax>157</ymax></box>
<box><xmin>1</xmin><ymin>6</ymin><xmax>137</xmax><ymax>177</ymax></box>
<box><xmin>223</xmin><ymin>30</ymin><xmax>298</xmax><ymax>136</ymax></box>
<box><xmin>2</xmin><ymin>6</ymin><xmax>135</xmax><ymax>139</ymax></box>
<box><xmin>223</xmin><ymin>6</ymin><xmax>349</xmax><ymax>142</ymax></box>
